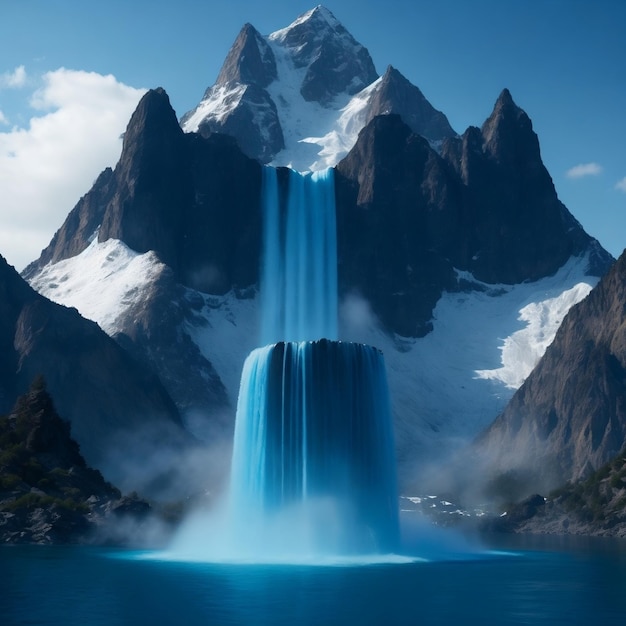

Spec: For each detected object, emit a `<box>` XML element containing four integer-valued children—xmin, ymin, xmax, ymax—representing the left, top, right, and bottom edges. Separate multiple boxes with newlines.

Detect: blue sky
<box><xmin>0</xmin><ymin>0</ymin><xmax>624</xmax><ymax>270</ymax></box>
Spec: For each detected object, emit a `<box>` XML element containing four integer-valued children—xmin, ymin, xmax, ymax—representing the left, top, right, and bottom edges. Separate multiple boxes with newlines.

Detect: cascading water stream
<box><xmin>260</xmin><ymin>167</ymin><xmax>338</xmax><ymax>344</ymax></box>
<box><xmin>226</xmin><ymin>165</ymin><xmax>400</xmax><ymax>557</ymax></box>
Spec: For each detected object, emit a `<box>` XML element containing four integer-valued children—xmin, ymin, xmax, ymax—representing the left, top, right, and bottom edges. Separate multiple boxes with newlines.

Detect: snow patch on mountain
<box><xmin>338</xmin><ymin>253</ymin><xmax>598</xmax><ymax>464</ymax></box>
<box><xmin>475</xmin><ymin>281</ymin><xmax>593</xmax><ymax>388</ymax></box>
<box><xmin>182</xmin><ymin>83</ymin><xmax>247</xmax><ymax>132</ymax></box>
<box><xmin>265</xmin><ymin>55</ymin><xmax>382</xmax><ymax>172</ymax></box>
<box><xmin>28</xmin><ymin>238</ymin><xmax>165</xmax><ymax>336</ymax></box>
<box><xmin>263</xmin><ymin>34</ymin><xmax>377</xmax><ymax>172</ymax></box>
<box><xmin>185</xmin><ymin>292</ymin><xmax>259</xmax><ymax>407</ymax></box>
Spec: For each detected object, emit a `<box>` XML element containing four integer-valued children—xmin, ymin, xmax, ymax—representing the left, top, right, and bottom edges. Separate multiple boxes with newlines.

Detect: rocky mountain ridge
<box><xmin>181</xmin><ymin>6</ymin><xmax>456</xmax><ymax>170</ymax></box>
<box><xmin>476</xmin><ymin>249</ymin><xmax>626</xmax><ymax>493</ymax></box>
<box><xmin>1</xmin><ymin>250</ymin><xmax>191</xmax><ymax>496</ymax></box>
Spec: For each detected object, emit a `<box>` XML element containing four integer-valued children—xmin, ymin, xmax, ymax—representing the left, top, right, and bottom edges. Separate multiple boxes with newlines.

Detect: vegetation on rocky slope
<box><xmin>0</xmin><ymin>376</ymin><xmax>157</xmax><ymax>544</ymax></box>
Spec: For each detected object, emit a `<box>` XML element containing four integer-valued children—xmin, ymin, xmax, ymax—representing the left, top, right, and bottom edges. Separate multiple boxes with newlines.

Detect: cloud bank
<box><xmin>566</xmin><ymin>162</ymin><xmax>603</xmax><ymax>179</ymax></box>
<box><xmin>0</xmin><ymin>68</ymin><xmax>145</xmax><ymax>271</ymax></box>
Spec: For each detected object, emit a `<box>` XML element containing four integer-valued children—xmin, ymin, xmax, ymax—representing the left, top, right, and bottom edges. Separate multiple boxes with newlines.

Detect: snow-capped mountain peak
<box><xmin>268</xmin><ymin>4</ymin><xmax>377</xmax><ymax>101</ymax></box>
<box><xmin>180</xmin><ymin>6</ymin><xmax>454</xmax><ymax>171</ymax></box>
<box><xmin>278</xmin><ymin>5</ymin><xmax>340</xmax><ymax>31</ymax></box>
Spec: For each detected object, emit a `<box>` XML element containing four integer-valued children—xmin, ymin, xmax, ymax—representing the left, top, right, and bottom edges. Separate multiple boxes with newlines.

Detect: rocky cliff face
<box><xmin>364</xmin><ymin>66</ymin><xmax>456</xmax><ymax>144</ymax></box>
<box><xmin>440</xmin><ymin>89</ymin><xmax>605</xmax><ymax>283</ymax></box>
<box><xmin>477</xmin><ymin>250</ymin><xmax>626</xmax><ymax>493</ymax></box>
<box><xmin>0</xmin><ymin>378</ymin><xmax>160</xmax><ymax>544</ymax></box>
<box><xmin>334</xmin><ymin>91</ymin><xmax>610</xmax><ymax>335</ymax></box>
<box><xmin>27</xmin><ymin>89</ymin><xmax>263</xmax><ymax>296</ymax></box>
<box><xmin>1</xmin><ymin>252</ymin><xmax>190</xmax><ymax>495</ymax></box>
<box><xmin>335</xmin><ymin>114</ymin><xmax>458</xmax><ymax>336</ymax></box>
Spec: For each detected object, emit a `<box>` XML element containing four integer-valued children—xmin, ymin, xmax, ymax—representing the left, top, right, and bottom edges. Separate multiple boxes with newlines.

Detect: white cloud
<box><xmin>0</xmin><ymin>68</ymin><xmax>146</xmax><ymax>270</ymax></box>
<box><xmin>615</xmin><ymin>177</ymin><xmax>626</xmax><ymax>193</ymax></box>
<box><xmin>0</xmin><ymin>65</ymin><xmax>27</xmax><ymax>88</ymax></box>
<box><xmin>0</xmin><ymin>110</ymin><xmax>8</xmax><ymax>125</ymax></box>
<box><xmin>566</xmin><ymin>162</ymin><xmax>603</xmax><ymax>179</ymax></box>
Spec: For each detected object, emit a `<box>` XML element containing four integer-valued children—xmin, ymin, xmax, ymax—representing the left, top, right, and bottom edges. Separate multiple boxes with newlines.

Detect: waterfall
<box><xmin>226</xmin><ymin>166</ymin><xmax>399</xmax><ymax>557</ymax></box>
<box><xmin>230</xmin><ymin>340</ymin><xmax>399</xmax><ymax>553</ymax></box>
<box><xmin>260</xmin><ymin>167</ymin><xmax>338</xmax><ymax>344</ymax></box>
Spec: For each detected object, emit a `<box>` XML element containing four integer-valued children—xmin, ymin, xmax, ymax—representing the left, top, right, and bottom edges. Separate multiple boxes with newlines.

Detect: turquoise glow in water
<box><xmin>3</xmin><ymin>538</ymin><xmax>626</xmax><ymax>625</ymax></box>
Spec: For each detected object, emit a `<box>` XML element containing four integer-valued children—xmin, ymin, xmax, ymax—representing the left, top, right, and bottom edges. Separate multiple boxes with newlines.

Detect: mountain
<box><xmin>0</xmin><ymin>252</ymin><xmax>191</xmax><ymax>495</ymax></box>
<box><xmin>24</xmin><ymin>87</ymin><xmax>261</xmax><ymax>446</ymax></box>
<box><xmin>0</xmin><ymin>377</ymin><xmax>156</xmax><ymax>544</ymax></box>
<box><xmin>22</xmin><ymin>6</ymin><xmax>613</xmax><ymax>491</ymax></box>
<box><xmin>181</xmin><ymin>6</ymin><xmax>456</xmax><ymax>171</ymax></box>
<box><xmin>475</xmin><ymin>249</ymin><xmax>626</xmax><ymax>495</ymax></box>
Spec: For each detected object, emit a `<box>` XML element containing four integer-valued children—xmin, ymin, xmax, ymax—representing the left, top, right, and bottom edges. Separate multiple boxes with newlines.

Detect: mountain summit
<box><xmin>181</xmin><ymin>6</ymin><xmax>455</xmax><ymax>170</ymax></box>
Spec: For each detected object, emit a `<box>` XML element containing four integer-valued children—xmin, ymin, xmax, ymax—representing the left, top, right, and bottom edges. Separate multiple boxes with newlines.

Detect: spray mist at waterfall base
<box><xmin>156</xmin><ymin>340</ymin><xmax>491</xmax><ymax>567</ymax></box>
<box><xmin>155</xmin><ymin>497</ymin><xmax>490</xmax><ymax>566</ymax></box>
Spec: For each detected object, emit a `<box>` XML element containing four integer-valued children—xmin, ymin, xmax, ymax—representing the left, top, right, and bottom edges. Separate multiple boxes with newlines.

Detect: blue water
<box><xmin>2</xmin><ymin>536</ymin><xmax>626</xmax><ymax>625</ymax></box>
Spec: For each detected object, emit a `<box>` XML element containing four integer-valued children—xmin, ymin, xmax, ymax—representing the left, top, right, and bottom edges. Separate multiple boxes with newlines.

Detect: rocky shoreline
<box><xmin>0</xmin><ymin>377</ymin><xmax>175</xmax><ymax>545</ymax></box>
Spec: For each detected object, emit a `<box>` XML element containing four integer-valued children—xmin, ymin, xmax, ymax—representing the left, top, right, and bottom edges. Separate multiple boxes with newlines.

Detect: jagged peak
<box><xmin>485</xmin><ymin>88</ymin><xmax>525</xmax><ymax>122</ymax></box>
<box><xmin>122</xmin><ymin>87</ymin><xmax>182</xmax><ymax>150</ymax></box>
<box><xmin>481</xmin><ymin>87</ymin><xmax>534</xmax><ymax>156</ymax></box>
<box><xmin>497</xmin><ymin>87</ymin><xmax>514</xmax><ymax>105</ymax></box>
<box><xmin>127</xmin><ymin>88</ymin><xmax>177</xmax><ymax>127</ymax></box>
<box><xmin>381</xmin><ymin>65</ymin><xmax>405</xmax><ymax>82</ymax></box>
<box><xmin>215</xmin><ymin>22</ymin><xmax>277</xmax><ymax>88</ymax></box>
<box><xmin>491</xmin><ymin>88</ymin><xmax>523</xmax><ymax>115</ymax></box>
<box><xmin>278</xmin><ymin>5</ymin><xmax>341</xmax><ymax>35</ymax></box>
<box><xmin>269</xmin><ymin>4</ymin><xmax>365</xmax><ymax>55</ymax></box>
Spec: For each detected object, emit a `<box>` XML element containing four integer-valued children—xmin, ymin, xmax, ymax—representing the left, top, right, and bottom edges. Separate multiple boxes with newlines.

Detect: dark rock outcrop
<box><xmin>215</xmin><ymin>23</ymin><xmax>277</xmax><ymax>88</ymax></box>
<box><xmin>477</xmin><ymin>249</ymin><xmax>626</xmax><ymax>492</ymax></box>
<box><xmin>335</xmin><ymin>114</ymin><xmax>458</xmax><ymax>337</ymax></box>
<box><xmin>98</xmin><ymin>88</ymin><xmax>192</xmax><ymax>274</ymax></box>
<box><xmin>0</xmin><ymin>378</ymin><xmax>156</xmax><ymax>544</ymax></box>
<box><xmin>27</xmin><ymin>89</ymin><xmax>263</xmax><ymax>296</ymax></box>
<box><xmin>365</xmin><ymin>66</ymin><xmax>456</xmax><ymax>143</ymax></box>
<box><xmin>440</xmin><ymin>89</ymin><xmax>608</xmax><ymax>284</ymax></box>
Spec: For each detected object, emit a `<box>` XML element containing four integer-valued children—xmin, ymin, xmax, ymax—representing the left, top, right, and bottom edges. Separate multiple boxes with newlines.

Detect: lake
<box><xmin>2</xmin><ymin>534</ymin><xmax>625</xmax><ymax>625</ymax></box>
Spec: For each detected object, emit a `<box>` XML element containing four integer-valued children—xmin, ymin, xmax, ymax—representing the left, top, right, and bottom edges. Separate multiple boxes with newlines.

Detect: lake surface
<box><xmin>2</xmin><ymin>534</ymin><xmax>626</xmax><ymax>625</ymax></box>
